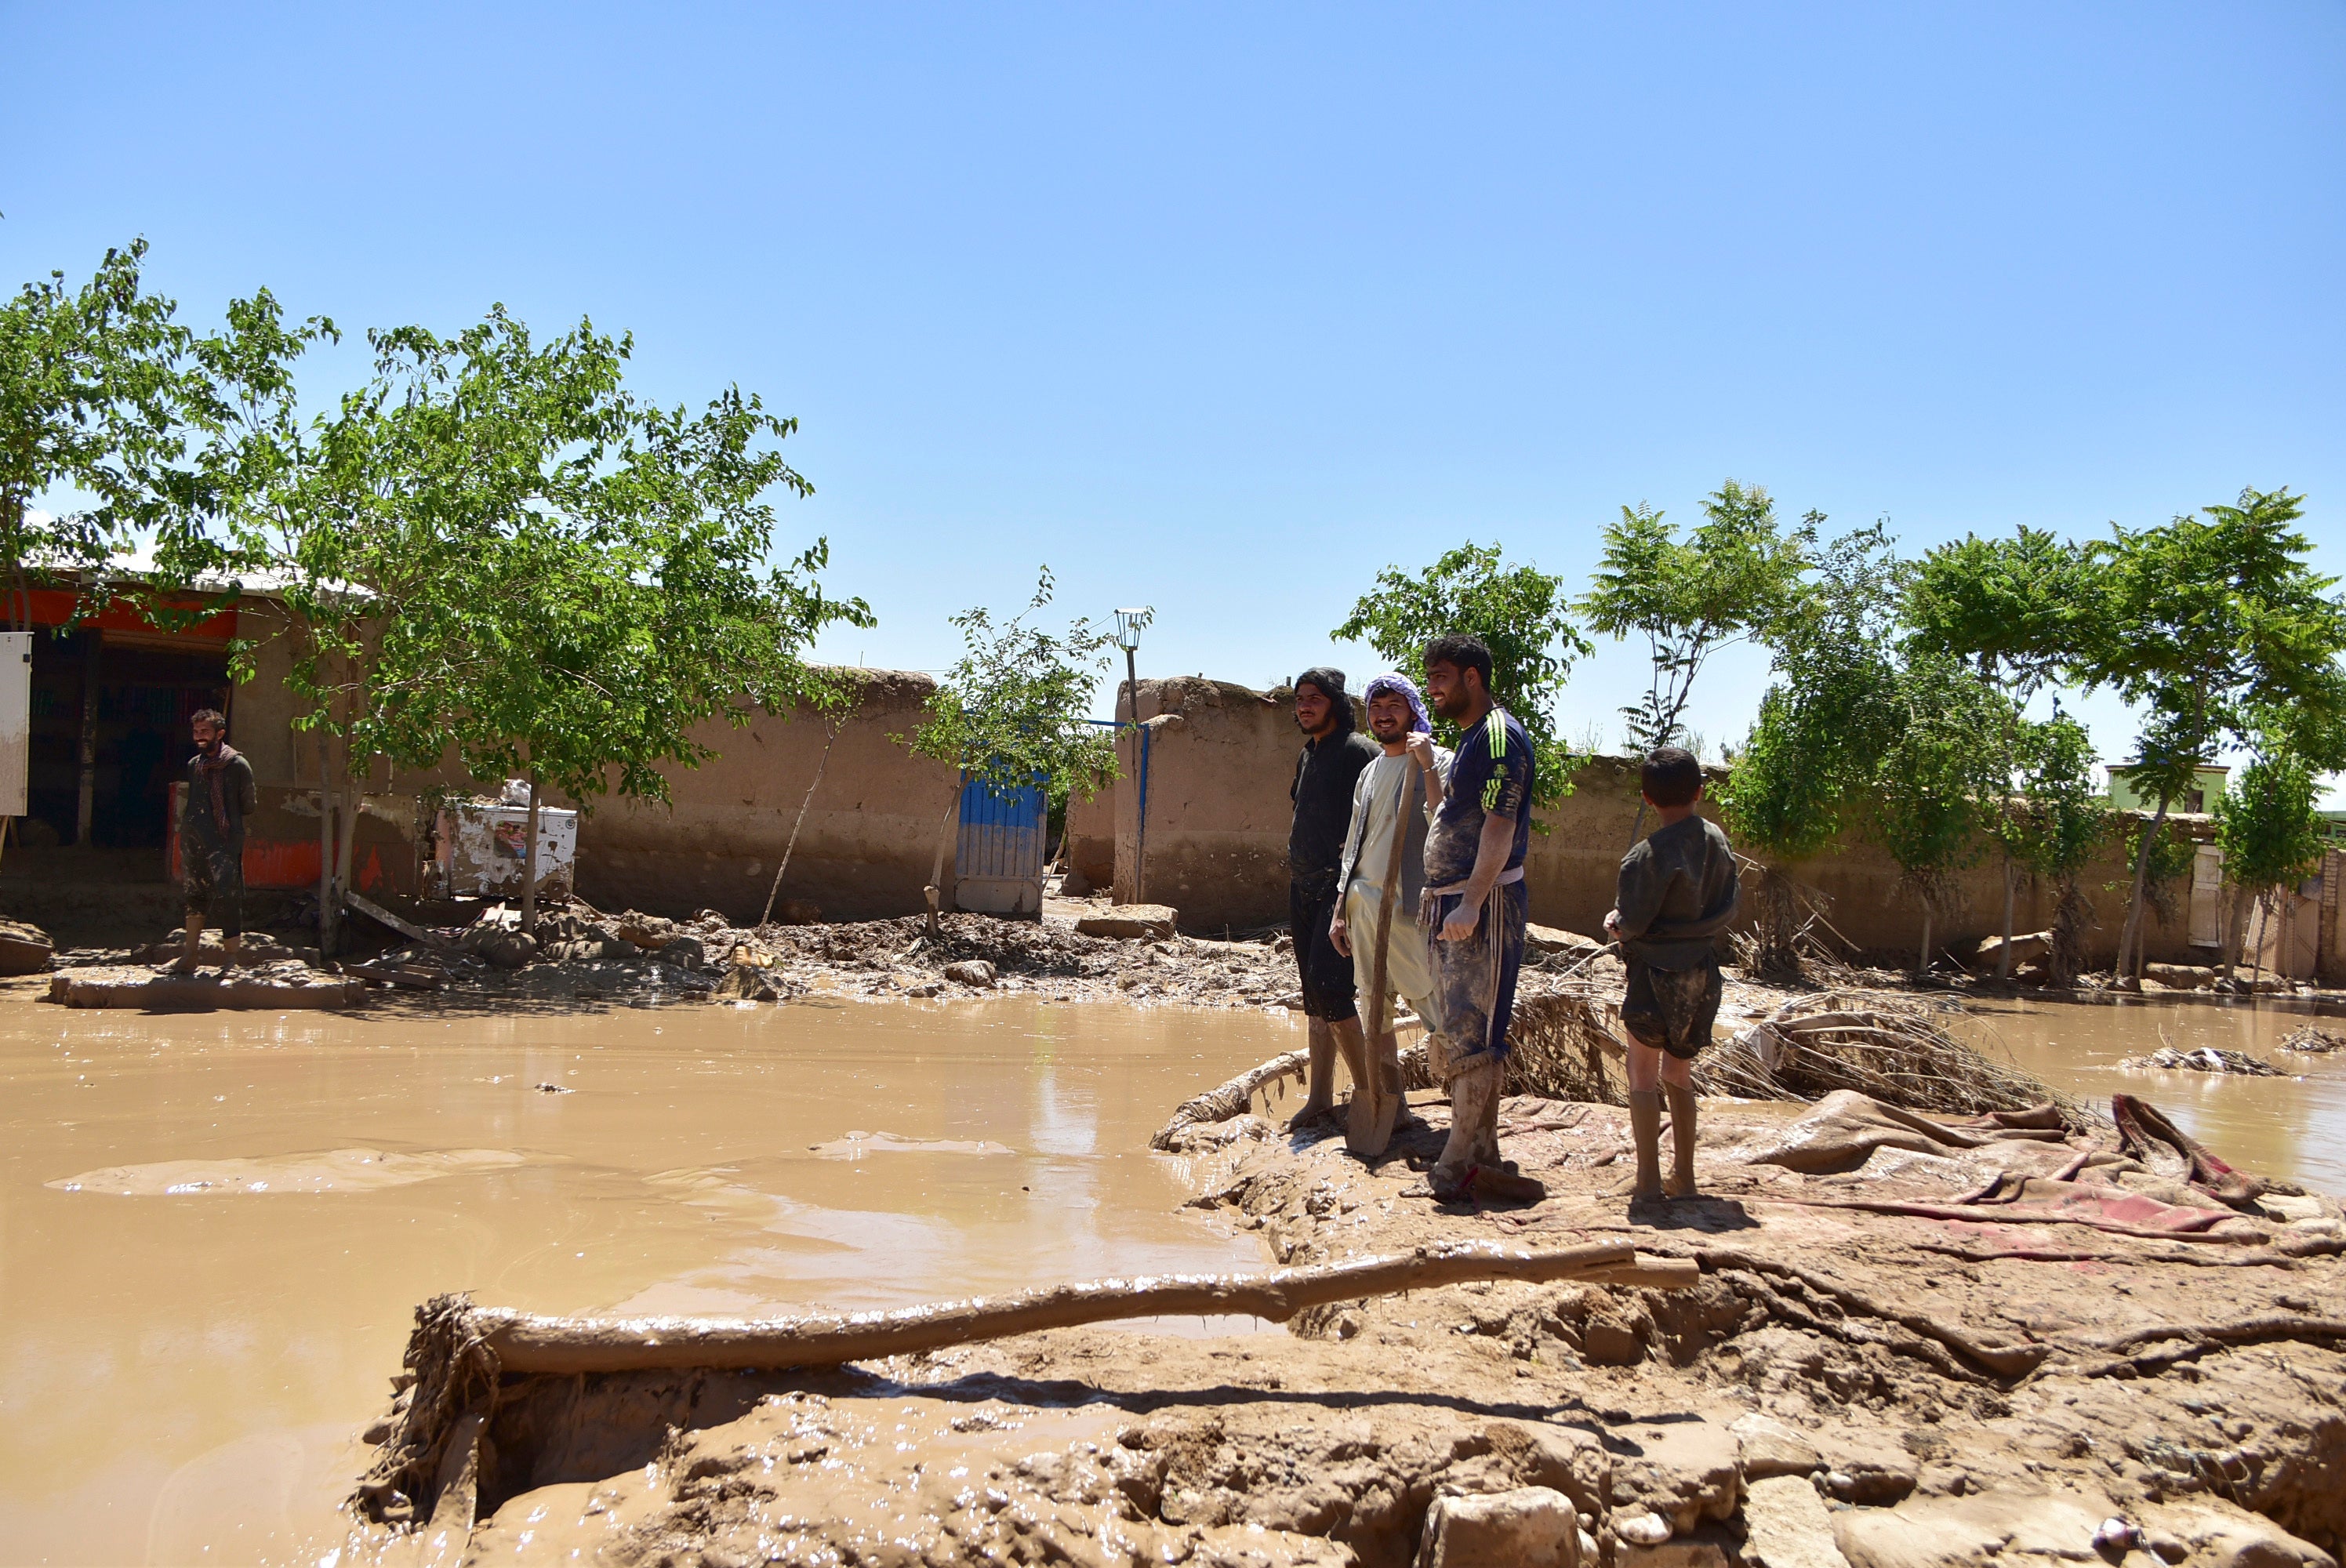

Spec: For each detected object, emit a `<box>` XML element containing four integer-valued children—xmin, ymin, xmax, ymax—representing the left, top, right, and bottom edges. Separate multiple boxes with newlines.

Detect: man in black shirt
<box><xmin>1286</xmin><ymin>667</ymin><xmax>1380</xmax><ymax>1128</ymax></box>
<box><xmin>175</xmin><ymin>708</ymin><xmax>258</xmax><ymax>975</ymax></box>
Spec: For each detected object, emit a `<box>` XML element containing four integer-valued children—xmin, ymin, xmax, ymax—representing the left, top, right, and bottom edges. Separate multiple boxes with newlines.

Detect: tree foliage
<box><xmin>905</xmin><ymin>568</ymin><xmax>1119</xmax><ymax>925</ymax></box>
<box><xmin>1719</xmin><ymin>524</ymin><xmax>1903</xmax><ymax>861</ymax></box>
<box><xmin>1580</xmin><ymin>480</ymin><xmax>1815</xmax><ymax>755</ymax></box>
<box><xmin>0</xmin><ymin>238</ymin><xmax>192</xmax><ymax>626</ymax></box>
<box><xmin>151</xmin><ymin>296</ymin><xmax>864</xmax><ymax>945</ymax></box>
<box><xmin>2073</xmin><ymin>488</ymin><xmax>2346</xmax><ymax>975</ymax></box>
<box><xmin>1902</xmin><ymin>526</ymin><xmax>2088</xmax><ymax>694</ymax></box>
<box><xmin>1335</xmin><ymin>542</ymin><xmax>1591</xmax><ymax>808</ymax></box>
<box><xmin>2004</xmin><ymin>712</ymin><xmax>2107</xmax><ymax>885</ymax></box>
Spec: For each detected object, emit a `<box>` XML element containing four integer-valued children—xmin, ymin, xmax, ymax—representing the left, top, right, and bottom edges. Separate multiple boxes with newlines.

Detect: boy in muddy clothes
<box><xmin>1284</xmin><ymin>668</ymin><xmax>1382</xmax><ymax>1128</ymax></box>
<box><xmin>174</xmin><ymin>707</ymin><xmax>257</xmax><ymax>975</ymax></box>
<box><xmin>1604</xmin><ymin>745</ymin><xmax>1739</xmax><ymax>1201</ymax></box>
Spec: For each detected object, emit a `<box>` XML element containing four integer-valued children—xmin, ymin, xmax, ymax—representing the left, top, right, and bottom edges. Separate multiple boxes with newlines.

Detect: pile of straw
<box><xmin>1698</xmin><ymin>989</ymin><xmax>2099</xmax><ymax>1128</ymax></box>
<box><xmin>1399</xmin><ymin>984</ymin><xmax>2092</xmax><ymax>1130</ymax></box>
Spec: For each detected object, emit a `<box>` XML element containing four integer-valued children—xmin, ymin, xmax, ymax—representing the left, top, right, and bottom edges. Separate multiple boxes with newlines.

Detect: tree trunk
<box><xmin>521</xmin><ymin>778</ymin><xmax>541</xmax><ymax>940</ymax></box>
<box><xmin>316</xmin><ymin>742</ymin><xmax>337</xmax><ymax>958</ymax></box>
<box><xmin>924</xmin><ymin>776</ymin><xmax>961</xmax><ymax>937</ymax></box>
<box><xmin>1917</xmin><ymin>901</ymin><xmax>1934</xmax><ymax>980</ymax></box>
<box><xmin>2115</xmin><ymin>799</ymin><xmax>2170</xmax><ymax>983</ymax></box>
<box><xmin>761</xmin><ymin>721</ymin><xmax>840</xmax><ymax>927</ymax></box>
<box><xmin>334</xmin><ymin>762</ymin><xmax>361</xmax><ymax>952</ymax></box>
<box><xmin>1997</xmin><ymin>853</ymin><xmax>2016</xmax><ymax>981</ymax></box>
<box><xmin>74</xmin><ymin>630</ymin><xmax>101</xmax><ymax>847</ymax></box>
<box><xmin>2220</xmin><ymin>884</ymin><xmax>2250</xmax><ymax>985</ymax></box>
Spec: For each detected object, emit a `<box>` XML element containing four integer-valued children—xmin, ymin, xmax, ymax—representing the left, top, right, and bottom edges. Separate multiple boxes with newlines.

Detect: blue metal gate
<box><xmin>954</xmin><ymin>773</ymin><xmax>1046</xmax><ymax>916</ymax></box>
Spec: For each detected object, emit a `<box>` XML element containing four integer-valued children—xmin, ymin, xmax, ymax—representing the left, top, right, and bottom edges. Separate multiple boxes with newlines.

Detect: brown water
<box><xmin>9</xmin><ymin>989</ymin><xmax>2343</xmax><ymax>1565</ymax></box>
<box><xmin>0</xmin><ymin>995</ymin><xmax>1298</xmax><ymax>1566</ymax></box>
<box><xmin>1956</xmin><ymin>996</ymin><xmax>2346</xmax><ymax>1194</ymax></box>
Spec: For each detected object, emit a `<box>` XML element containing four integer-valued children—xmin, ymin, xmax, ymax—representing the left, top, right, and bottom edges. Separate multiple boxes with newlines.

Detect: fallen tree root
<box><xmin>1152</xmin><ymin>1049</ymin><xmax>1308</xmax><ymax>1149</ymax></box>
<box><xmin>2083</xmin><ymin>1315</ymin><xmax>2346</xmax><ymax>1356</ymax></box>
<box><xmin>463</xmin><ymin>1240</ymin><xmax>1695</xmax><ymax>1374</ymax></box>
<box><xmin>2053</xmin><ymin>1316</ymin><xmax>2346</xmax><ymax>1381</ymax></box>
<box><xmin>1770</xmin><ymin>1196</ymin><xmax>2262</xmax><ymax>1244</ymax></box>
<box><xmin>1905</xmin><ymin>1240</ymin><xmax>2307</xmax><ymax>1270</ymax></box>
<box><xmin>1663</xmin><ymin>1243</ymin><xmax>2047</xmax><ymax>1378</ymax></box>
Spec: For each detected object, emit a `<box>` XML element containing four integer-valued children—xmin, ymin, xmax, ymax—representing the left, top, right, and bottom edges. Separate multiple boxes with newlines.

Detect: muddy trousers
<box><xmin>1435</xmin><ymin>1058</ymin><xmax>1503</xmax><ymax>1174</ymax></box>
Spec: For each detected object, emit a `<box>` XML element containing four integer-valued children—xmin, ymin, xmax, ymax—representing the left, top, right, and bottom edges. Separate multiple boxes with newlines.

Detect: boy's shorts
<box><xmin>1622</xmin><ymin>956</ymin><xmax>1722</xmax><ymax>1060</ymax></box>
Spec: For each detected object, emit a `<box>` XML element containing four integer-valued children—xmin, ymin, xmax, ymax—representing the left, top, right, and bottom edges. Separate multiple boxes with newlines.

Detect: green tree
<box><xmin>1902</xmin><ymin>526</ymin><xmax>2095</xmax><ymax>975</ymax></box>
<box><xmin>2213</xmin><ymin>746</ymin><xmax>2327</xmax><ymax>985</ymax></box>
<box><xmin>0</xmin><ymin>238</ymin><xmax>191</xmax><ymax>627</ymax></box>
<box><xmin>906</xmin><ymin>568</ymin><xmax>1119</xmax><ymax>935</ymax></box>
<box><xmin>1579</xmin><ymin>480</ymin><xmax>1815</xmax><ymax>840</ymax></box>
<box><xmin>1581</xmin><ymin>481</ymin><xmax>1814</xmax><ymax>750</ymax></box>
<box><xmin>2003</xmin><ymin>711</ymin><xmax>2108</xmax><ymax>985</ymax></box>
<box><xmin>354</xmin><ymin>310</ymin><xmax>867</xmax><ymax>937</ymax></box>
<box><xmin>2073</xmin><ymin>488</ymin><xmax>2346</xmax><ymax>983</ymax></box>
<box><xmin>1335</xmin><ymin>542</ymin><xmax>1592</xmax><ymax>809</ymax></box>
<box><xmin>1867</xmin><ymin>650</ymin><xmax>2014</xmax><ymax>977</ymax></box>
<box><xmin>154</xmin><ymin>298</ymin><xmax>865</xmax><ymax>949</ymax></box>
<box><xmin>1719</xmin><ymin>524</ymin><xmax>1904</xmax><ymax>975</ymax></box>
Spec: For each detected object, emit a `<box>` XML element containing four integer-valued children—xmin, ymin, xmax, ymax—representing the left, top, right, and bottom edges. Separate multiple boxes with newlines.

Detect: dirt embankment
<box><xmin>357</xmin><ymin>1066</ymin><xmax>2346</xmax><ymax>1568</ymax></box>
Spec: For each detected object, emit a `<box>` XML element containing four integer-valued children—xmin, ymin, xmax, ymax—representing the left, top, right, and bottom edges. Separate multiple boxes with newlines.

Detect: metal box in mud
<box><xmin>434</xmin><ymin>802</ymin><xmax>579</xmax><ymax>899</ymax></box>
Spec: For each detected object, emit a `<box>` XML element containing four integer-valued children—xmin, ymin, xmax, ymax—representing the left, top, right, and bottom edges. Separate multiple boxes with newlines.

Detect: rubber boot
<box><xmin>1663</xmin><ymin>1080</ymin><xmax>1699</xmax><ymax>1198</ymax></box>
<box><xmin>220</xmin><ymin>934</ymin><xmax>242</xmax><ymax>974</ymax></box>
<box><xmin>1628</xmin><ymin>1089</ymin><xmax>1665</xmax><ymax>1200</ymax></box>
<box><xmin>1429</xmin><ymin>1059</ymin><xmax>1502</xmax><ymax>1198</ymax></box>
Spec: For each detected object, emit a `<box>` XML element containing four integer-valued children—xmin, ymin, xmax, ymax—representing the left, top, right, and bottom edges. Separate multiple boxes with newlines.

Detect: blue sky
<box><xmin>6</xmin><ymin>3</ymin><xmax>2342</xmax><ymax>775</ymax></box>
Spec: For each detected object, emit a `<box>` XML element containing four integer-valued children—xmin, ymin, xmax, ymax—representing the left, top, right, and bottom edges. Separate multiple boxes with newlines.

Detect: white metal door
<box><xmin>2188</xmin><ymin>845</ymin><xmax>2224</xmax><ymax>948</ymax></box>
<box><xmin>0</xmin><ymin>631</ymin><xmax>30</xmax><ymax>818</ymax></box>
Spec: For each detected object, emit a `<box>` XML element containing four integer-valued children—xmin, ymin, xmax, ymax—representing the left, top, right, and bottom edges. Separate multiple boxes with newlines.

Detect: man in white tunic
<box><xmin>1327</xmin><ymin>672</ymin><xmax>1452</xmax><ymax>1156</ymax></box>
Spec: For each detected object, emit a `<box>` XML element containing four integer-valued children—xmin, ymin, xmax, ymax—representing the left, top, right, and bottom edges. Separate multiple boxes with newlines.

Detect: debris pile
<box><xmin>2118</xmin><ymin>1045</ymin><xmax>2288</xmax><ymax>1076</ymax></box>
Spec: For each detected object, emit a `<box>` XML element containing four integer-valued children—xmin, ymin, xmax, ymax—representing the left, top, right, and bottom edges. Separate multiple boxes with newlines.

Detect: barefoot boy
<box><xmin>1603</xmin><ymin>746</ymin><xmax>1739</xmax><ymax>1200</ymax></box>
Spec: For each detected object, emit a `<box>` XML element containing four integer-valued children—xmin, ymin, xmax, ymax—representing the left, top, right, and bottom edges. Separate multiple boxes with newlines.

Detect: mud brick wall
<box><xmin>236</xmin><ymin>659</ymin><xmax>960</xmax><ymax>924</ymax></box>
<box><xmin>1102</xmin><ymin>676</ymin><xmax>2219</xmax><ymax>967</ymax></box>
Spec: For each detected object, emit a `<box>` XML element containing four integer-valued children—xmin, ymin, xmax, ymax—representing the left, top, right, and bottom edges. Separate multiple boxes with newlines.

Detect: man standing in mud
<box><xmin>1606</xmin><ymin>746</ymin><xmax>1738</xmax><ymax>1203</ymax></box>
<box><xmin>1285</xmin><ymin>668</ymin><xmax>1381</xmax><ymax>1130</ymax></box>
<box><xmin>1419</xmin><ymin>636</ymin><xmax>1540</xmax><ymax>1202</ymax></box>
<box><xmin>173</xmin><ymin>708</ymin><xmax>256</xmax><ymax>975</ymax></box>
<box><xmin>1327</xmin><ymin>673</ymin><xmax>1451</xmax><ymax>1156</ymax></box>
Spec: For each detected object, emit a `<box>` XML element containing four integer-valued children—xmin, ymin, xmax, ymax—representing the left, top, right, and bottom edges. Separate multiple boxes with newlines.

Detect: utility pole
<box><xmin>1113</xmin><ymin>608</ymin><xmax>1153</xmax><ymax>904</ymax></box>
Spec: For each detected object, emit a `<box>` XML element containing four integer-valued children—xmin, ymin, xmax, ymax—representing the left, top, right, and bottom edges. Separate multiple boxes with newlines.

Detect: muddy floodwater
<box><xmin>0</xmin><ymin>996</ymin><xmax>1299</xmax><ymax>1566</ymax></box>
<box><xmin>1957</xmin><ymin>995</ymin><xmax>2346</xmax><ymax>1194</ymax></box>
<box><xmin>6</xmin><ymin>986</ymin><xmax>2345</xmax><ymax>1565</ymax></box>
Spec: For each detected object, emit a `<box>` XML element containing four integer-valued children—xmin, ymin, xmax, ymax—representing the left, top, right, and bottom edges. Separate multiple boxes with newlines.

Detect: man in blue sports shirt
<box><xmin>1418</xmin><ymin>634</ymin><xmax>1537</xmax><ymax>1202</ymax></box>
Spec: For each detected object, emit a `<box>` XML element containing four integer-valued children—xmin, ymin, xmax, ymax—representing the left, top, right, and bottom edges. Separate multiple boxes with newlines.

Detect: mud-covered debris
<box><xmin>2118</xmin><ymin>1046</ymin><xmax>2284</xmax><ymax>1076</ymax></box>
<box><xmin>1077</xmin><ymin>905</ymin><xmax>1179</xmax><ymax>941</ymax></box>
<box><xmin>943</xmin><ymin>960</ymin><xmax>997</xmax><ymax>987</ymax></box>
<box><xmin>1420</xmin><ymin>1486</ymin><xmax>1579</xmax><ymax>1566</ymax></box>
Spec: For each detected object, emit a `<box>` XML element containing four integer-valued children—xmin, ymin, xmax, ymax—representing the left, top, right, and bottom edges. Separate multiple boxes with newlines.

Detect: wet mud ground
<box><xmin>3</xmin><ymin>956</ymin><xmax>2345</xmax><ymax>1566</ymax></box>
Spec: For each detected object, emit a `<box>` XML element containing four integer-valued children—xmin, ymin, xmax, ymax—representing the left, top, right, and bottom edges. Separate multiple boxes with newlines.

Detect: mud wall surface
<box><xmin>230</xmin><ymin>650</ymin><xmax>957</xmax><ymax>924</ymax></box>
<box><xmin>1111</xmin><ymin>678</ymin><xmax>1298</xmax><ymax>934</ymax></box>
<box><xmin>565</xmin><ymin>671</ymin><xmax>959</xmax><ymax>924</ymax></box>
<box><xmin>1101</xmin><ymin>676</ymin><xmax>2216</xmax><ymax>966</ymax></box>
<box><xmin>1064</xmin><ymin>780</ymin><xmax>1115</xmax><ymax>890</ymax></box>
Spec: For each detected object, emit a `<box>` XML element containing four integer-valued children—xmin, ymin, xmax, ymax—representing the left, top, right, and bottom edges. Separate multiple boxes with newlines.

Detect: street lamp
<box><xmin>1113</xmin><ymin>608</ymin><xmax>1153</xmax><ymax>903</ymax></box>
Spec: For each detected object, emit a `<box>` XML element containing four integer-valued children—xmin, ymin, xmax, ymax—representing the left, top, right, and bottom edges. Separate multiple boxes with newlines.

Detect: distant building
<box><xmin>2104</xmin><ymin>762</ymin><xmax>2228</xmax><ymax>815</ymax></box>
